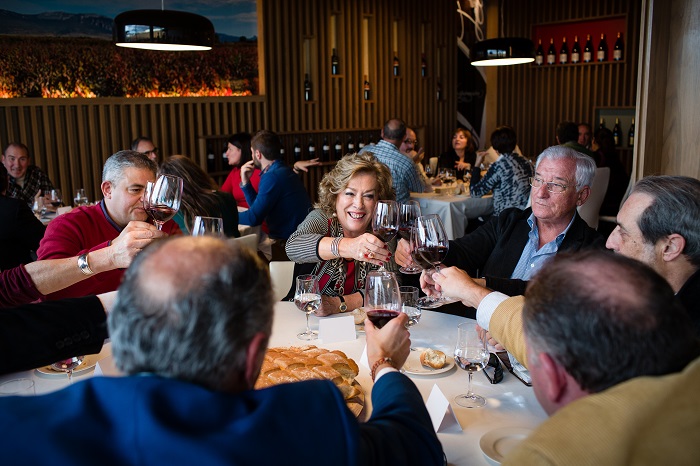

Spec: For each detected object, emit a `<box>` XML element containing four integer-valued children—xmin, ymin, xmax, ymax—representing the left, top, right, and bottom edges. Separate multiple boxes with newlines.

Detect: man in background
<box><xmin>239</xmin><ymin>130</ymin><xmax>312</xmax><ymax>261</ymax></box>
<box><xmin>577</xmin><ymin>122</ymin><xmax>592</xmax><ymax>149</ymax></box>
<box><xmin>360</xmin><ymin>118</ymin><xmax>424</xmax><ymax>203</ymax></box>
<box><xmin>399</xmin><ymin>127</ymin><xmax>432</xmax><ymax>192</ymax></box>
<box><xmin>131</xmin><ymin>136</ymin><xmax>159</xmax><ymax>163</ymax></box>
<box><xmin>37</xmin><ymin>150</ymin><xmax>176</xmax><ymax>300</ymax></box>
<box><xmin>556</xmin><ymin>121</ymin><xmax>596</xmax><ymax>159</ymax></box>
<box><xmin>2</xmin><ymin>142</ymin><xmax>55</xmax><ymax>207</ymax></box>
<box><xmin>0</xmin><ymin>236</ymin><xmax>444</xmax><ymax>465</ymax></box>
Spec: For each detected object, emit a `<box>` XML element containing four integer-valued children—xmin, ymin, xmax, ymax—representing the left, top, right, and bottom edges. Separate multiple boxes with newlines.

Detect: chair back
<box><xmin>577</xmin><ymin>167</ymin><xmax>610</xmax><ymax>230</ymax></box>
<box><xmin>228</xmin><ymin>233</ymin><xmax>258</xmax><ymax>253</ymax></box>
<box><xmin>428</xmin><ymin>157</ymin><xmax>438</xmax><ymax>175</ymax></box>
<box><xmin>269</xmin><ymin>261</ymin><xmax>295</xmax><ymax>302</ymax></box>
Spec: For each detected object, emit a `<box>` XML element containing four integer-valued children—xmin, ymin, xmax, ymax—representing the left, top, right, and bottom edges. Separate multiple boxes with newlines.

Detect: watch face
<box><xmin>339</xmin><ymin>303</ymin><xmax>348</xmax><ymax>312</ymax></box>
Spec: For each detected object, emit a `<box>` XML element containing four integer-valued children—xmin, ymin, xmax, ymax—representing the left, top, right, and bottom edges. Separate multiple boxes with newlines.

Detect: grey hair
<box><xmin>108</xmin><ymin>237</ymin><xmax>274</xmax><ymax>391</ymax></box>
<box><xmin>102</xmin><ymin>150</ymin><xmax>157</xmax><ymax>184</ymax></box>
<box><xmin>632</xmin><ymin>175</ymin><xmax>700</xmax><ymax>267</ymax></box>
<box><xmin>535</xmin><ymin>145</ymin><xmax>596</xmax><ymax>189</ymax></box>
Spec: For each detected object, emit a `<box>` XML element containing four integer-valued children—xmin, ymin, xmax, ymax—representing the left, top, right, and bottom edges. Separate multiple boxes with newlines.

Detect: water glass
<box><xmin>400</xmin><ymin>286</ymin><xmax>421</xmax><ymax>327</ymax></box>
<box><xmin>0</xmin><ymin>378</ymin><xmax>35</xmax><ymax>396</ymax></box>
<box><xmin>192</xmin><ymin>216</ymin><xmax>224</xmax><ymax>237</ymax></box>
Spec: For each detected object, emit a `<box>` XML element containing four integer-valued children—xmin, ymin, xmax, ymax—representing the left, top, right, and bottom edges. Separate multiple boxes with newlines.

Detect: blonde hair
<box><xmin>315</xmin><ymin>152</ymin><xmax>394</xmax><ymax>216</ymax></box>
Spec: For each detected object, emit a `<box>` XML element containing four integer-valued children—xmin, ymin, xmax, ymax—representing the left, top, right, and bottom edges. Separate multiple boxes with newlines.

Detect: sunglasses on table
<box><xmin>482</xmin><ymin>352</ymin><xmax>532</xmax><ymax>387</ymax></box>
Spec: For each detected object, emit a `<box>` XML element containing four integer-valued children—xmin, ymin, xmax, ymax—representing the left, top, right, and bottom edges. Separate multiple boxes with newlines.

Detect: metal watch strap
<box><xmin>77</xmin><ymin>253</ymin><xmax>94</xmax><ymax>276</ymax></box>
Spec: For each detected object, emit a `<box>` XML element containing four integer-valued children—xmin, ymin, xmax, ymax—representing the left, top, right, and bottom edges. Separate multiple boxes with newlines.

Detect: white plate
<box><xmin>402</xmin><ymin>349</ymin><xmax>455</xmax><ymax>375</ymax></box>
<box><xmin>35</xmin><ymin>354</ymin><xmax>101</xmax><ymax>377</ymax></box>
<box><xmin>479</xmin><ymin>427</ymin><xmax>533</xmax><ymax>463</ymax></box>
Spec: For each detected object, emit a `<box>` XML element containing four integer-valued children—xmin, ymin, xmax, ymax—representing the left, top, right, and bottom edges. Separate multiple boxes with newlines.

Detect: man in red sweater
<box><xmin>37</xmin><ymin>150</ymin><xmax>180</xmax><ymax>300</ymax></box>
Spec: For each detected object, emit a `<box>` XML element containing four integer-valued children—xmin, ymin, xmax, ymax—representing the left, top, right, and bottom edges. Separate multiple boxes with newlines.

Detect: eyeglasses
<box><xmin>529</xmin><ymin>176</ymin><xmax>569</xmax><ymax>193</ymax></box>
<box><xmin>482</xmin><ymin>353</ymin><xmax>504</xmax><ymax>384</ymax></box>
<box><xmin>142</xmin><ymin>148</ymin><xmax>159</xmax><ymax>156</ymax></box>
<box><xmin>403</xmin><ymin>139</ymin><xmax>418</xmax><ymax>146</ymax></box>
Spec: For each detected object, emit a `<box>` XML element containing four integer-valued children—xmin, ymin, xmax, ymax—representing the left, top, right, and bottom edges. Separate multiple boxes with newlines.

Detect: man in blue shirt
<box><xmin>239</xmin><ymin>130</ymin><xmax>312</xmax><ymax>261</ymax></box>
<box><xmin>359</xmin><ymin>118</ymin><xmax>424</xmax><ymax>203</ymax></box>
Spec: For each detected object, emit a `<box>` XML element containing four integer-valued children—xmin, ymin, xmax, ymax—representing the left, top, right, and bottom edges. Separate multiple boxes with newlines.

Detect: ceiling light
<box><xmin>113</xmin><ymin>9</ymin><xmax>215</xmax><ymax>51</ymax></box>
<box><xmin>471</xmin><ymin>37</ymin><xmax>535</xmax><ymax>67</ymax></box>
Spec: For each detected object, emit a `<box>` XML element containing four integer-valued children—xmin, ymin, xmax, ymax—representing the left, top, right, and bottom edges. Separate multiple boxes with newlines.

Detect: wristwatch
<box><xmin>77</xmin><ymin>253</ymin><xmax>94</xmax><ymax>276</ymax></box>
<box><xmin>338</xmin><ymin>295</ymin><xmax>348</xmax><ymax>313</ymax></box>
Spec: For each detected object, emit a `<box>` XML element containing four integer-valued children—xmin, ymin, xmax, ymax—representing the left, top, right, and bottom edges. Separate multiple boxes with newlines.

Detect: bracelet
<box><xmin>330</xmin><ymin>236</ymin><xmax>342</xmax><ymax>258</ymax></box>
<box><xmin>77</xmin><ymin>253</ymin><xmax>94</xmax><ymax>276</ymax></box>
<box><xmin>370</xmin><ymin>357</ymin><xmax>394</xmax><ymax>382</ymax></box>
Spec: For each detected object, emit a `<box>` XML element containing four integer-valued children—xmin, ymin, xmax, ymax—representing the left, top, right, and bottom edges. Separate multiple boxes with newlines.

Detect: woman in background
<box><xmin>221</xmin><ymin>132</ymin><xmax>259</xmax><ymax>208</ymax></box>
<box><xmin>159</xmin><ymin>155</ymin><xmax>239</xmax><ymax>237</ymax></box>
<box><xmin>438</xmin><ymin>128</ymin><xmax>481</xmax><ymax>181</ymax></box>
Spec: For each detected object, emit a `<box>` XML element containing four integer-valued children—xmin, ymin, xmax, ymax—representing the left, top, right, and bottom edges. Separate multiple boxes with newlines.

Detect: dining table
<box><xmin>1</xmin><ymin>300</ymin><xmax>547</xmax><ymax>465</ymax></box>
<box><xmin>410</xmin><ymin>191</ymin><xmax>494</xmax><ymax>240</ymax></box>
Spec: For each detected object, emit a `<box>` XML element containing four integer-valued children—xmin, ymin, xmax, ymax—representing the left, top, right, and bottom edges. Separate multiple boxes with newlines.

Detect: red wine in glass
<box><xmin>410</xmin><ymin>249</ymin><xmax>433</xmax><ymax>269</ymax></box>
<box><xmin>374</xmin><ymin>226</ymin><xmax>398</xmax><ymax>243</ymax></box>
<box><xmin>372</xmin><ymin>200</ymin><xmax>399</xmax><ymax>271</ymax></box>
<box><xmin>417</xmin><ymin>245</ymin><xmax>449</xmax><ymax>265</ymax></box>
<box><xmin>366</xmin><ymin>309</ymin><xmax>401</xmax><ymax>328</ymax></box>
<box><xmin>146</xmin><ymin>204</ymin><xmax>177</xmax><ymax>223</ymax></box>
<box><xmin>398</xmin><ymin>227</ymin><xmax>412</xmax><ymax>240</ymax></box>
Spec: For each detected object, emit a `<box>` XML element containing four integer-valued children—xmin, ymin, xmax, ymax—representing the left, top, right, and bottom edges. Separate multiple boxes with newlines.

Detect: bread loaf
<box><xmin>420</xmin><ymin>348</ymin><xmax>447</xmax><ymax>369</ymax></box>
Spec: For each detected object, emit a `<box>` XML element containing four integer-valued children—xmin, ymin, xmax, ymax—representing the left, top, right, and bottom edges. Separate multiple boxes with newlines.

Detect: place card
<box><xmin>318</xmin><ymin>315</ymin><xmax>356</xmax><ymax>343</ymax></box>
<box><xmin>426</xmin><ymin>384</ymin><xmax>462</xmax><ymax>432</ymax></box>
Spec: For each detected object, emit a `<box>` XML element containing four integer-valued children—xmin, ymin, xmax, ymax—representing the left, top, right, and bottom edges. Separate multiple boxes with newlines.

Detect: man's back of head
<box><xmin>556</xmin><ymin>121</ymin><xmax>580</xmax><ymax>144</ymax></box>
<box><xmin>382</xmin><ymin>118</ymin><xmax>407</xmax><ymax>144</ymax></box>
<box><xmin>109</xmin><ymin>236</ymin><xmax>274</xmax><ymax>392</ymax></box>
<box><xmin>251</xmin><ymin>130</ymin><xmax>283</xmax><ymax>161</ymax></box>
<box><xmin>523</xmin><ymin>250</ymin><xmax>698</xmax><ymax>396</ymax></box>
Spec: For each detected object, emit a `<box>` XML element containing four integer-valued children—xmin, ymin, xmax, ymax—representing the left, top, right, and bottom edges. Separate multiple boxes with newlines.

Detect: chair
<box><xmin>428</xmin><ymin>157</ymin><xmax>438</xmax><ymax>176</ymax></box>
<box><xmin>228</xmin><ymin>233</ymin><xmax>258</xmax><ymax>252</ymax></box>
<box><xmin>577</xmin><ymin>167</ymin><xmax>610</xmax><ymax>230</ymax></box>
<box><xmin>269</xmin><ymin>261</ymin><xmax>295</xmax><ymax>302</ymax></box>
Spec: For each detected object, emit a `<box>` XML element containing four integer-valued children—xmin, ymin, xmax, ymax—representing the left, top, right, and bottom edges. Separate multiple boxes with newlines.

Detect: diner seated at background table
<box><xmin>432</xmin><ymin>250</ymin><xmax>700</xmax><ymax>465</ymax></box>
<box><xmin>158</xmin><ymin>155</ymin><xmax>240</xmax><ymax>237</ymax></box>
<box><xmin>0</xmin><ymin>163</ymin><xmax>45</xmax><ymax>271</ymax></box>
<box><xmin>130</xmin><ymin>135</ymin><xmax>159</xmax><ymax>163</ymax></box>
<box><xmin>0</xmin><ymin>236</ymin><xmax>444</xmax><ymax>466</ymax></box>
<box><xmin>590</xmin><ymin>127</ymin><xmax>630</xmax><ymax>216</ymax></box>
<box><xmin>438</xmin><ymin>127</ymin><xmax>481</xmax><ymax>182</ymax></box>
<box><xmin>286</xmin><ymin>152</ymin><xmax>398</xmax><ymax>315</ymax></box>
<box><xmin>36</xmin><ymin>150</ymin><xmax>178</xmax><ymax>301</ymax></box>
<box><xmin>2</xmin><ymin>142</ymin><xmax>55</xmax><ymax>208</ymax></box>
<box><xmin>396</xmin><ymin>145</ymin><xmax>605</xmax><ymax>307</ymax></box>
<box><xmin>556</xmin><ymin>120</ymin><xmax>597</xmax><ymax>159</ymax></box>
<box><xmin>399</xmin><ymin>127</ymin><xmax>433</xmax><ymax>192</ymax></box>
<box><xmin>469</xmin><ymin>125</ymin><xmax>533</xmax><ymax>217</ymax></box>
<box><xmin>220</xmin><ymin>132</ymin><xmax>258</xmax><ymax>208</ymax></box>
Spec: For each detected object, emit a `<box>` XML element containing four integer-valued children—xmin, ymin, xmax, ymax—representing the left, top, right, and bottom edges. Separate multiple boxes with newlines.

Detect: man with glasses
<box><xmin>131</xmin><ymin>136</ymin><xmax>159</xmax><ymax>163</ymax></box>
<box><xmin>399</xmin><ymin>127</ymin><xmax>433</xmax><ymax>192</ymax></box>
<box><xmin>396</xmin><ymin>144</ymin><xmax>605</xmax><ymax>303</ymax></box>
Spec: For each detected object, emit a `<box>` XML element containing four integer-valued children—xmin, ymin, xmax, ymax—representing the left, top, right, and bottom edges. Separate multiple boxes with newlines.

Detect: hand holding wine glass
<box><xmin>454</xmin><ymin>322</ymin><xmax>489</xmax><ymax>408</ymax></box>
<box><xmin>294</xmin><ymin>274</ymin><xmax>321</xmax><ymax>340</ymax></box>
<box><xmin>398</xmin><ymin>201</ymin><xmax>422</xmax><ymax>274</ymax></box>
<box><xmin>364</xmin><ymin>270</ymin><xmax>401</xmax><ymax>329</ymax></box>
<box><xmin>371</xmin><ymin>200</ymin><xmax>399</xmax><ymax>271</ymax></box>
<box><xmin>414</xmin><ymin>214</ymin><xmax>450</xmax><ymax>306</ymax></box>
<box><xmin>144</xmin><ymin>175</ymin><xmax>183</xmax><ymax>230</ymax></box>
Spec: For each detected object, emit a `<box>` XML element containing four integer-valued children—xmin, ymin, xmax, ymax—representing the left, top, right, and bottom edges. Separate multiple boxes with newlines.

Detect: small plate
<box><xmin>479</xmin><ymin>427</ymin><xmax>533</xmax><ymax>463</ymax></box>
<box><xmin>36</xmin><ymin>354</ymin><xmax>101</xmax><ymax>377</ymax></box>
<box><xmin>402</xmin><ymin>349</ymin><xmax>455</xmax><ymax>375</ymax></box>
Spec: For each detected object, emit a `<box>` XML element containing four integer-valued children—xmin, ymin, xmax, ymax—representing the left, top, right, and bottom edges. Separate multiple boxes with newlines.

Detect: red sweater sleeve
<box><xmin>0</xmin><ymin>265</ymin><xmax>44</xmax><ymax>308</ymax></box>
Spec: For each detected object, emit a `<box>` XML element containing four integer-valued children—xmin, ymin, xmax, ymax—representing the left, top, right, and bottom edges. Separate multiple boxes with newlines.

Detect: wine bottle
<box><xmin>322</xmin><ymin>137</ymin><xmax>330</xmax><ymax>161</ymax></box>
<box><xmin>357</xmin><ymin>134</ymin><xmax>365</xmax><ymax>150</ymax></box>
<box><xmin>597</xmin><ymin>33</ymin><xmax>608</xmax><ymax>62</ymax></box>
<box><xmin>307</xmin><ymin>138</ymin><xmax>316</xmax><ymax>158</ymax></box>
<box><xmin>331</xmin><ymin>48</ymin><xmax>340</xmax><ymax>75</ymax></box>
<box><xmin>612</xmin><ymin>118</ymin><xmax>622</xmax><ymax>147</ymax></box>
<box><xmin>363</xmin><ymin>75</ymin><xmax>371</xmax><ymax>101</ymax></box>
<box><xmin>393</xmin><ymin>53</ymin><xmax>400</xmax><ymax>76</ymax></box>
<box><xmin>436</xmin><ymin>80</ymin><xmax>442</xmax><ymax>101</ymax></box>
<box><xmin>346</xmin><ymin>136</ymin><xmax>355</xmax><ymax>154</ymax></box>
<box><xmin>421</xmin><ymin>53</ymin><xmax>428</xmax><ymax>77</ymax></box>
<box><xmin>535</xmin><ymin>39</ymin><xmax>544</xmax><ymax>66</ymax></box>
<box><xmin>628</xmin><ymin>118</ymin><xmax>635</xmax><ymax>148</ymax></box>
<box><xmin>559</xmin><ymin>36</ymin><xmax>569</xmax><ymax>65</ymax></box>
<box><xmin>334</xmin><ymin>137</ymin><xmax>343</xmax><ymax>160</ymax></box>
<box><xmin>613</xmin><ymin>32</ymin><xmax>624</xmax><ymax>61</ymax></box>
<box><xmin>207</xmin><ymin>146</ymin><xmax>215</xmax><ymax>172</ymax></box>
<box><xmin>571</xmin><ymin>35</ymin><xmax>581</xmax><ymax>64</ymax></box>
<box><xmin>304</xmin><ymin>74</ymin><xmax>312</xmax><ymax>101</ymax></box>
<box><xmin>293</xmin><ymin>139</ymin><xmax>302</xmax><ymax>162</ymax></box>
<box><xmin>599</xmin><ymin>117</ymin><xmax>606</xmax><ymax>130</ymax></box>
<box><xmin>583</xmin><ymin>34</ymin><xmax>593</xmax><ymax>63</ymax></box>
<box><xmin>280</xmin><ymin>146</ymin><xmax>286</xmax><ymax>157</ymax></box>
<box><xmin>547</xmin><ymin>38</ymin><xmax>556</xmax><ymax>65</ymax></box>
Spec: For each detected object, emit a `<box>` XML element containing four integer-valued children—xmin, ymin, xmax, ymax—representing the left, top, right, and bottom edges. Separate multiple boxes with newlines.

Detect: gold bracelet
<box><xmin>370</xmin><ymin>357</ymin><xmax>394</xmax><ymax>382</ymax></box>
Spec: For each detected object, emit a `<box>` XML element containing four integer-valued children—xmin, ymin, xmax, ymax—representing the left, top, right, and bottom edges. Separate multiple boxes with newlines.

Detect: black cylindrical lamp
<box><xmin>113</xmin><ymin>10</ymin><xmax>215</xmax><ymax>51</ymax></box>
<box><xmin>471</xmin><ymin>37</ymin><xmax>535</xmax><ymax>66</ymax></box>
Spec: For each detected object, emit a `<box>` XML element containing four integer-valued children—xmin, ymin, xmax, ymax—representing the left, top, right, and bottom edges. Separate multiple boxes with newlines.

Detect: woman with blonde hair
<box><xmin>286</xmin><ymin>152</ymin><xmax>397</xmax><ymax>315</ymax></box>
<box><xmin>159</xmin><ymin>155</ymin><xmax>239</xmax><ymax>237</ymax></box>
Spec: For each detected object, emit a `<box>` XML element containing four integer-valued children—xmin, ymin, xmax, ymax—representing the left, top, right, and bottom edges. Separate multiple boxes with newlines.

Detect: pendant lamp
<box><xmin>113</xmin><ymin>9</ymin><xmax>215</xmax><ymax>51</ymax></box>
<box><xmin>470</xmin><ymin>37</ymin><xmax>534</xmax><ymax>67</ymax></box>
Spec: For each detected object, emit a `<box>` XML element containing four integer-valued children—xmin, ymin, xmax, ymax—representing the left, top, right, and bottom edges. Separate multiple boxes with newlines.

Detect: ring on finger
<box><xmin>368</xmin><ymin>251</ymin><xmax>375</xmax><ymax>259</ymax></box>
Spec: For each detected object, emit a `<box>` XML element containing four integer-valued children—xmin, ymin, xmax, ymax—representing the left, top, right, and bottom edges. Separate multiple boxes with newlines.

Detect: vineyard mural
<box><xmin>0</xmin><ymin>2</ymin><xmax>258</xmax><ymax>98</ymax></box>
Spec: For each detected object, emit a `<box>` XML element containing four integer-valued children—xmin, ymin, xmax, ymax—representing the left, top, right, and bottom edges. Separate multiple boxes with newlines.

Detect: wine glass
<box><xmin>51</xmin><ymin>356</ymin><xmax>85</xmax><ymax>384</ymax></box>
<box><xmin>454</xmin><ymin>322</ymin><xmax>489</xmax><ymax>408</ymax></box>
<box><xmin>294</xmin><ymin>274</ymin><xmax>321</xmax><ymax>340</ymax></box>
<box><xmin>191</xmin><ymin>216</ymin><xmax>224</xmax><ymax>237</ymax></box>
<box><xmin>74</xmin><ymin>188</ymin><xmax>89</xmax><ymax>207</ymax></box>
<box><xmin>400</xmin><ymin>286</ymin><xmax>421</xmax><ymax>327</ymax></box>
<box><xmin>371</xmin><ymin>200</ymin><xmax>399</xmax><ymax>271</ymax></box>
<box><xmin>48</xmin><ymin>189</ymin><xmax>62</xmax><ymax>209</ymax></box>
<box><xmin>32</xmin><ymin>196</ymin><xmax>45</xmax><ymax>218</ymax></box>
<box><xmin>144</xmin><ymin>175</ymin><xmax>183</xmax><ymax>230</ymax></box>
<box><xmin>444</xmin><ymin>168</ymin><xmax>456</xmax><ymax>184</ymax></box>
<box><xmin>364</xmin><ymin>270</ymin><xmax>401</xmax><ymax>329</ymax></box>
<box><xmin>398</xmin><ymin>201</ymin><xmax>422</xmax><ymax>274</ymax></box>
<box><xmin>414</xmin><ymin>214</ymin><xmax>451</xmax><ymax>306</ymax></box>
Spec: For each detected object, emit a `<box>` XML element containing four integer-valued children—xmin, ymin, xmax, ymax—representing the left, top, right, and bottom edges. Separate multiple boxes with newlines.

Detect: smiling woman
<box><xmin>285</xmin><ymin>153</ymin><xmax>397</xmax><ymax>315</ymax></box>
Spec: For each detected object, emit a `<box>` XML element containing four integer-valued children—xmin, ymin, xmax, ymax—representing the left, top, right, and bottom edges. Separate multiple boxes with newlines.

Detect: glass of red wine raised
<box><xmin>144</xmin><ymin>175</ymin><xmax>183</xmax><ymax>230</ymax></box>
<box><xmin>398</xmin><ymin>201</ymin><xmax>422</xmax><ymax>274</ymax></box>
<box><xmin>414</xmin><ymin>214</ymin><xmax>451</xmax><ymax>307</ymax></box>
<box><xmin>371</xmin><ymin>200</ymin><xmax>400</xmax><ymax>271</ymax></box>
<box><xmin>364</xmin><ymin>270</ymin><xmax>402</xmax><ymax>329</ymax></box>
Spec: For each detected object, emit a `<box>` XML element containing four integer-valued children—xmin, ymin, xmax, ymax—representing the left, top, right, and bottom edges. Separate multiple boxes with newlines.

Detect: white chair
<box><xmin>269</xmin><ymin>261</ymin><xmax>295</xmax><ymax>302</ymax></box>
<box><xmin>428</xmin><ymin>157</ymin><xmax>438</xmax><ymax>176</ymax></box>
<box><xmin>577</xmin><ymin>167</ymin><xmax>610</xmax><ymax>230</ymax></box>
<box><xmin>228</xmin><ymin>233</ymin><xmax>258</xmax><ymax>252</ymax></box>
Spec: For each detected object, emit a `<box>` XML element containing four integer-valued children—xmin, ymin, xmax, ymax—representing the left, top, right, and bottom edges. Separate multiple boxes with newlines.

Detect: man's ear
<box><xmin>661</xmin><ymin>233</ymin><xmax>686</xmax><ymax>262</ymax></box>
<box><xmin>576</xmin><ymin>185</ymin><xmax>591</xmax><ymax>206</ymax></box>
<box><xmin>101</xmin><ymin>180</ymin><xmax>112</xmax><ymax>199</ymax></box>
<box><xmin>537</xmin><ymin>352</ymin><xmax>569</xmax><ymax>404</ymax></box>
<box><xmin>245</xmin><ymin>332</ymin><xmax>269</xmax><ymax>389</ymax></box>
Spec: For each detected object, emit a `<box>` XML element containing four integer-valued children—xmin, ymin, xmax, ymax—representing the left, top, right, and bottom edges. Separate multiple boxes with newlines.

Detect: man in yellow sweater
<box><xmin>434</xmin><ymin>250</ymin><xmax>700</xmax><ymax>465</ymax></box>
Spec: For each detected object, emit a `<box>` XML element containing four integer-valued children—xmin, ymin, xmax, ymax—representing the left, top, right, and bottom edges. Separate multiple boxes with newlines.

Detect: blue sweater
<box><xmin>238</xmin><ymin>160</ymin><xmax>312</xmax><ymax>239</ymax></box>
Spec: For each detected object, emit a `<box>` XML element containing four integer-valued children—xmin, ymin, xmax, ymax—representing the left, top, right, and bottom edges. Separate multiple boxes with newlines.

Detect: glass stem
<box><xmin>156</xmin><ymin>222</ymin><xmax>164</xmax><ymax>231</ymax></box>
<box><xmin>305</xmin><ymin>312</ymin><xmax>311</xmax><ymax>334</ymax></box>
<box><xmin>467</xmin><ymin>370</ymin><xmax>473</xmax><ymax>397</ymax></box>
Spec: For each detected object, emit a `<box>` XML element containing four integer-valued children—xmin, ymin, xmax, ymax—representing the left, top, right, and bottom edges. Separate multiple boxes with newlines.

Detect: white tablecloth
<box><xmin>410</xmin><ymin>192</ymin><xmax>494</xmax><ymax>240</ymax></box>
<box><xmin>1</xmin><ymin>301</ymin><xmax>546</xmax><ymax>465</ymax></box>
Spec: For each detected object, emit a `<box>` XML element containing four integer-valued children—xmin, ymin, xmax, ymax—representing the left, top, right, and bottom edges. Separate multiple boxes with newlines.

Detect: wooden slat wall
<box><xmin>495</xmin><ymin>0</ymin><xmax>641</xmax><ymax>170</ymax></box>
